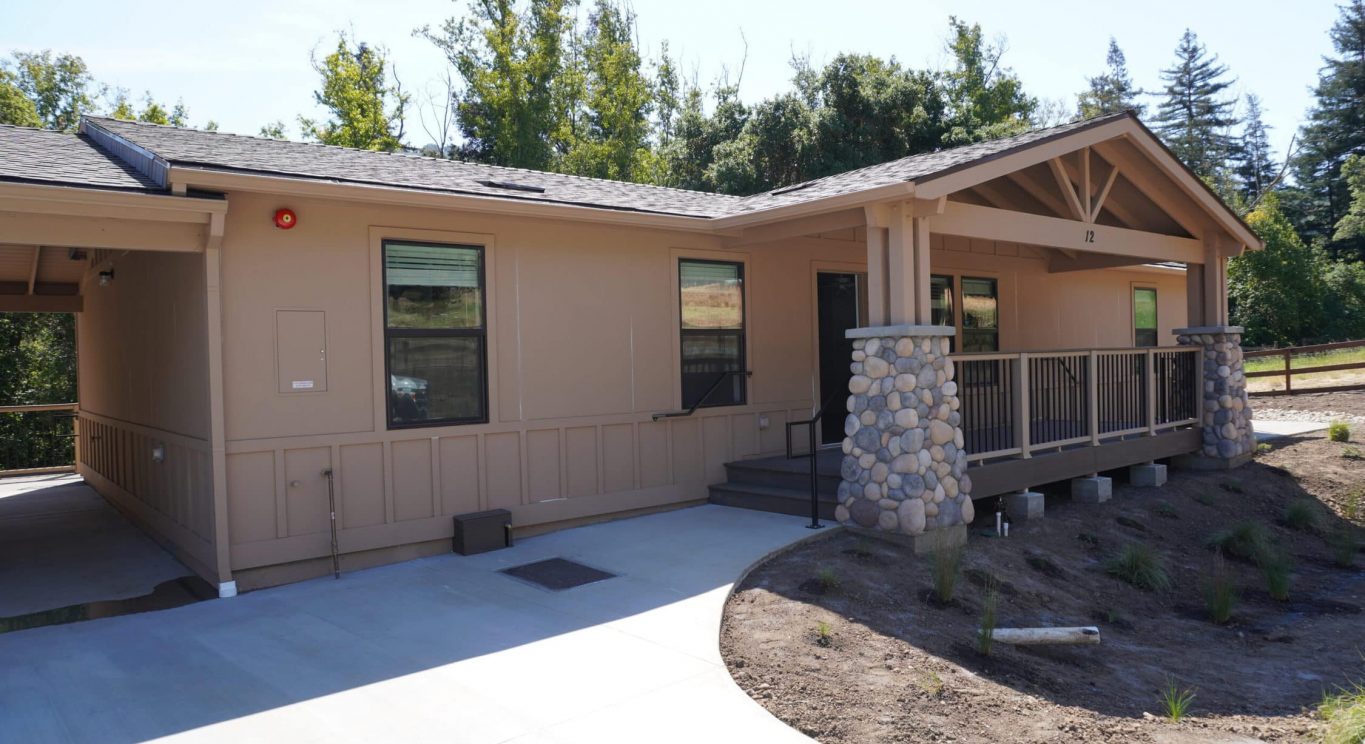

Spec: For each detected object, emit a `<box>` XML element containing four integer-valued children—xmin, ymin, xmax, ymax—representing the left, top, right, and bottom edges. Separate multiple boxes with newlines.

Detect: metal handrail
<box><xmin>651</xmin><ymin>370</ymin><xmax>752</xmax><ymax>421</ymax></box>
<box><xmin>784</xmin><ymin>388</ymin><xmax>843</xmax><ymax>530</ymax></box>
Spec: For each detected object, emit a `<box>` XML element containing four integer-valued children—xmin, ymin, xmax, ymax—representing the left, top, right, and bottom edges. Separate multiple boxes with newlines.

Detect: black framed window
<box><xmin>679</xmin><ymin>259</ymin><xmax>746</xmax><ymax>409</ymax></box>
<box><xmin>931</xmin><ymin>274</ymin><xmax>955</xmax><ymax>352</ymax></box>
<box><xmin>384</xmin><ymin>241</ymin><xmax>487</xmax><ymax>427</ymax></box>
<box><xmin>961</xmin><ymin>277</ymin><xmax>999</xmax><ymax>353</ymax></box>
<box><xmin>1134</xmin><ymin>287</ymin><xmax>1158</xmax><ymax>347</ymax></box>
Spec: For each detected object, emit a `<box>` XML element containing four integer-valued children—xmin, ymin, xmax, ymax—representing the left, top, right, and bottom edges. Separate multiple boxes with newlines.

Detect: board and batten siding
<box><xmin>76</xmin><ymin>248</ymin><xmax>219</xmax><ymax>579</ymax></box>
<box><xmin>217</xmin><ymin>193</ymin><xmax>857</xmax><ymax>574</ymax></box>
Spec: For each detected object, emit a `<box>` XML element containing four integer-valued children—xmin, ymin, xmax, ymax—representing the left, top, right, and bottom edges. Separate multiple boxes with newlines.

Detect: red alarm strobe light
<box><xmin>274</xmin><ymin>208</ymin><xmax>297</xmax><ymax>229</ymax></box>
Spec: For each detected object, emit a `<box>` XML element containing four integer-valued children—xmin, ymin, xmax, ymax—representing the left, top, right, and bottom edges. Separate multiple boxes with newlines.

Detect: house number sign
<box><xmin>1083</xmin><ymin>229</ymin><xmax>1096</xmax><ymax>243</ymax></box>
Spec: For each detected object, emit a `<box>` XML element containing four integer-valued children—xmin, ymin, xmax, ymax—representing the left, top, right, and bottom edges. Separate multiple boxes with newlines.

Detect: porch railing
<box><xmin>0</xmin><ymin>403</ymin><xmax>79</xmax><ymax>476</ymax></box>
<box><xmin>951</xmin><ymin>347</ymin><xmax>1201</xmax><ymax>463</ymax></box>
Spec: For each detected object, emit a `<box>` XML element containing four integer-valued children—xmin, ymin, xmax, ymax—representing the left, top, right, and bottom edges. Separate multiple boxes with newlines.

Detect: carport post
<box><xmin>205</xmin><ymin>212</ymin><xmax>236</xmax><ymax>597</ymax></box>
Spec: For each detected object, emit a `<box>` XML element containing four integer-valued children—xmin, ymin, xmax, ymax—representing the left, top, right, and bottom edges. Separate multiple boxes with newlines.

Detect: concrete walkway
<box><xmin>0</xmin><ymin>504</ymin><xmax>816</xmax><ymax>744</ymax></box>
<box><xmin>1253</xmin><ymin>418</ymin><xmax>1329</xmax><ymax>441</ymax></box>
<box><xmin>0</xmin><ymin>474</ymin><xmax>191</xmax><ymax>617</ymax></box>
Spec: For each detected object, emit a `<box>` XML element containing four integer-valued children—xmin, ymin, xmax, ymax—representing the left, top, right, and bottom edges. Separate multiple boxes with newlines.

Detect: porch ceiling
<box><xmin>0</xmin><ymin>243</ymin><xmax>85</xmax><ymax>312</ymax></box>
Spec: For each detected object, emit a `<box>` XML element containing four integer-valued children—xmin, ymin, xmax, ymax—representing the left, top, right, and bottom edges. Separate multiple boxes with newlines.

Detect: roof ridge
<box><xmin>84</xmin><ymin>116</ymin><xmax>744</xmax><ymax>201</ymax></box>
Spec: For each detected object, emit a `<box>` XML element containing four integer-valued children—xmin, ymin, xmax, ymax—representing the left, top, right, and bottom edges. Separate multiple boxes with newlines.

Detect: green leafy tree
<box><xmin>420</xmin><ymin>0</ymin><xmax>575</xmax><ymax>169</ymax></box>
<box><xmin>1151</xmin><ymin>30</ymin><xmax>1238</xmax><ymax>180</ymax></box>
<box><xmin>1077</xmin><ymin>38</ymin><xmax>1144</xmax><ymax>118</ymax></box>
<box><xmin>7</xmin><ymin>51</ymin><xmax>97</xmax><ymax>132</ymax></box>
<box><xmin>259</xmin><ymin>120</ymin><xmax>287</xmax><ymax>139</ymax></box>
<box><xmin>804</xmin><ymin>53</ymin><xmax>948</xmax><ymax>177</ymax></box>
<box><xmin>1228</xmin><ymin>195</ymin><xmax>1325</xmax><ymax>346</ymax></box>
<box><xmin>558</xmin><ymin>0</ymin><xmax>654</xmax><ymax>180</ymax></box>
<box><xmin>1291</xmin><ymin>0</ymin><xmax>1365</xmax><ymax>259</ymax></box>
<box><xmin>0</xmin><ymin>313</ymin><xmax>76</xmax><ymax>469</ymax></box>
<box><xmin>1333</xmin><ymin>154</ymin><xmax>1365</xmax><ymax>242</ymax></box>
<box><xmin>658</xmin><ymin>81</ymin><xmax>748</xmax><ymax>191</ymax></box>
<box><xmin>299</xmin><ymin>35</ymin><xmax>409</xmax><ymax>151</ymax></box>
<box><xmin>0</xmin><ymin>68</ymin><xmax>41</xmax><ymax>127</ymax></box>
<box><xmin>1232</xmin><ymin>93</ymin><xmax>1277</xmax><ymax>203</ymax></box>
<box><xmin>940</xmin><ymin>17</ymin><xmax>1036</xmax><ymax>145</ymax></box>
<box><xmin>707</xmin><ymin>93</ymin><xmax>815</xmax><ymax>194</ymax></box>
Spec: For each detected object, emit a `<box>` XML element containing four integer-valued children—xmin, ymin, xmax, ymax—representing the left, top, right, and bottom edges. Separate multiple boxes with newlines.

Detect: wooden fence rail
<box><xmin>1244</xmin><ymin>339</ymin><xmax>1365</xmax><ymax>396</ymax></box>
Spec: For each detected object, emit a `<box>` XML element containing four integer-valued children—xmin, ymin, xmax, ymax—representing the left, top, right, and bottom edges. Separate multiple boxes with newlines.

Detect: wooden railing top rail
<box><xmin>0</xmin><ymin>403</ymin><xmax>78</xmax><ymax>414</ymax></box>
<box><xmin>1244</xmin><ymin>338</ymin><xmax>1365</xmax><ymax>358</ymax></box>
<box><xmin>950</xmin><ymin>346</ymin><xmax>1199</xmax><ymax>361</ymax></box>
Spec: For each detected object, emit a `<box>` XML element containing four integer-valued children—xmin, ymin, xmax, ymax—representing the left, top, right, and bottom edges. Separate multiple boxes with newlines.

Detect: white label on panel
<box><xmin>292</xmin><ymin>380</ymin><xmax>315</xmax><ymax>390</ymax></box>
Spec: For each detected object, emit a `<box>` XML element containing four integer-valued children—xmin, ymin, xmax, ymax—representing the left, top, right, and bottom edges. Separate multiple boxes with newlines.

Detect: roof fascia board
<box><xmin>1117</xmin><ymin>129</ymin><xmax>1261</xmax><ymax>250</ymax></box>
<box><xmin>912</xmin><ymin>118</ymin><xmax>1135</xmax><ymax>201</ymax></box>
<box><xmin>0</xmin><ymin>182</ymin><xmax>225</xmax><ymax>224</ymax></box>
<box><xmin>168</xmin><ymin>166</ymin><xmax>719</xmax><ymax>234</ymax></box>
<box><xmin>80</xmin><ymin>119</ymin><xmax>171</xmax><ymax>188</ymax></box>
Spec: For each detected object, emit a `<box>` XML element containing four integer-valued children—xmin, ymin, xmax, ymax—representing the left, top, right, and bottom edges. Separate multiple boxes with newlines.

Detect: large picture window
<box><xmin>679</xmin><ymin>259</ymin><xmax>746</xmax><ymax>409</ymax></box>
<box><xmin>1134</xmin><ymin>287</ymin><xmax>1158</xmax><ymax>347</ymax></box>
<box><xmin>960</xmin><ymin>277</ymin><xmax>999</xmax><ymax>353</ymax></box>
<box><xmin>384</xmin><ymin>241</ymin><xmax>487</xmax><ymax>427</ymax></box>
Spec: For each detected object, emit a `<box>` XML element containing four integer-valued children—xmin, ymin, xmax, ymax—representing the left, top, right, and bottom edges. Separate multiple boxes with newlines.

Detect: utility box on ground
<box><xmin>452</xmin><ymin>509</ymin><xmax>512</xmax><ymax>555</ymax></box>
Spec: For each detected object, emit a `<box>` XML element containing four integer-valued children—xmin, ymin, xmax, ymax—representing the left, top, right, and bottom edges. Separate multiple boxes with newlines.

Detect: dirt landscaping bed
<box><xmin>1253</xmin><ymin>391</ymin><xmax>1365</xmax><ymax>425</ymax></box>
<box><xmin>721</xmin><ymin>433</ymin><xmax>1365</xmax><ymax>743</ymax></box>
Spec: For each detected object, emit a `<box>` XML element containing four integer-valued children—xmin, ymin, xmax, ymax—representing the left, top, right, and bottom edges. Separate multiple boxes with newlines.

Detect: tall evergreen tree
<box><xmin>420</xmin><ymin>0</ymin><xmax>575</xmax><ymax>169</ymax></box>
<box><xmin>1151</xmin><ymin>30</ymin><xmax>1238</xmax><ymax>180</ymax></box>
<box><xmin>1076</xmin><ymin>38</ymin><xmax>1144</xmax><ymax>118</ymax></box>
<box><xmin>299</xmin><ymin>35</ymin><xmax>409</xmax><ymax>151</ymax></box>
<box><xmin>1290</xmin><ymin>0</ymin><xmax>1365</xmax><ymax>259</ymax></box>
<box><xmin>1231</xmin><ymin>93</ymin><xmax>1278</xmax><ymax>203</ymax></box>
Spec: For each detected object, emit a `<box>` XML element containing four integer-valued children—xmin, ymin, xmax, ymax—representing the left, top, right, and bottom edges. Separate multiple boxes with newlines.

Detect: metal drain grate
<box><xmin>501</xmin><ymin>558</ymin><xmax>616</xmax><ymax>591</ymax></box>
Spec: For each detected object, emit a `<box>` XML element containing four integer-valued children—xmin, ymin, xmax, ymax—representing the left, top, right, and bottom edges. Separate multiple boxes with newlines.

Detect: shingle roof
<box><xmin>728</xmin><ymin>113</ymin><xmax>1131</xmax><ymax>215</ymax></box>
<box><xmin>85</xmin><ymin>117</ymin><xmax>742</xmax><ymax>218</ymax></box>
<box><xmin>0</xmin><ymin>124</ymin><xmax>162</xmax><ymax>192</ymax></box>
<box><xmin>79</xmin><ymin>112</ymin><xmax>1134</xmax><ymax>220</ymax></box>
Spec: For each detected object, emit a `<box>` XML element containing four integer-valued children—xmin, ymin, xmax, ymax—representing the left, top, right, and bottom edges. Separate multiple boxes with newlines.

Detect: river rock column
<box><xmin>835</xmin><ymin>325</ymin><xmax>973</xmax><ymax>536</ymax></box>
<box><xmin>1175</xmin><ymin>326</ymin><xmax>1255</xmax><ymax>468</ymax></box>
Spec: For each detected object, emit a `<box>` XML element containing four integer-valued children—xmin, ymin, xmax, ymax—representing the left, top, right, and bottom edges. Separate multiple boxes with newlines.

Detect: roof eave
<box><xmin>166</xmin><ymin>166</ymin><xmax>721</xmax><ymax>233</ymax></box>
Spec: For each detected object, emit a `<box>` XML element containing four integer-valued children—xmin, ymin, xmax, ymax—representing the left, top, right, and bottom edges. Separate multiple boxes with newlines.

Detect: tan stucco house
<box><xmin>0</xmin><ymin>111</ymin><xmax>1261</xmax><ymax>594</ymax></box>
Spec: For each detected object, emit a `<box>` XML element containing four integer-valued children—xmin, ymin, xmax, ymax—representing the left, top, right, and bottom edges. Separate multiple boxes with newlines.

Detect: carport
<box><xmin>0</xmin><ymin>124</ymin><xmax>235</xmax><ymax>622</ymax></box>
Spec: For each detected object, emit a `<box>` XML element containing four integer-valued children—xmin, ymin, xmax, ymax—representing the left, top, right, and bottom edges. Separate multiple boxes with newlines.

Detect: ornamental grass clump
<box><xmin>1206</xmin><ymin>520</ymin><xmax>1275</xmax><ymax>564</ymax></box>
<box><xmin>1203</xmin><ymin>553</ymin><xmax>1239</xmax><ymax>623</ymax></box>
<box><xmin>931</xmin><ymin>545</ymin><xmax>963</xmax><ymax>604</ymax></box>
<box><xmin>1319</xmin><ymin>680</ymin><xmax>1365</xmax><ymax>744</ymax></box>
<box><xmin>977</xmin><ymin>576</ymin><xmax>999</xmax><ymax>656</ymax></box>
<box><xmin>1105</xmin><ymin>542</ymin><xmax>1171</xmax><ymax>592</ymax></box>
<box><xmin>1329</xmin><ymin>421</ymin><xmax>1351</xmax><ymax>443</ymax></box>
<box><xmin>1159</xmin><ymin>676</ymin><xmax>1197</xmax><ymax>722</ymax></box>
<box><xmin>1284</xmin><ymin>499</ymin><xmax>1320</xmax><ymax>532</ymax></box>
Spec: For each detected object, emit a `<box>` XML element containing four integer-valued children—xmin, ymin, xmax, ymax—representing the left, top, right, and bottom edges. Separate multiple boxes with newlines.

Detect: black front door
<box><xmin>817</xmin><ymin>272</ymin><xmax>864</xmax><ymax>445</ymax></box>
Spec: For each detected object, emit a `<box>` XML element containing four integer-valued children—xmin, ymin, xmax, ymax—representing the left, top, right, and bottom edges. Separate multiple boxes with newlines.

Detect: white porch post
<box><xmin>838</xmin><ymin>199</ymin><xmax>971</xmax><ymax>549</ymax></box>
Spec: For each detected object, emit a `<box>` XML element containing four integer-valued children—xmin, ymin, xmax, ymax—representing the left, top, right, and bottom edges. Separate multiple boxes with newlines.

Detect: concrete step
<box><xmin>722</xmin><ymin>458</ymin><xmax>842</xmax><ymax>495</ymax></box>
<box><xmin>707</xmin><ymin>482</ymin><xmax>838</xmax><ymax>520</ymax></box>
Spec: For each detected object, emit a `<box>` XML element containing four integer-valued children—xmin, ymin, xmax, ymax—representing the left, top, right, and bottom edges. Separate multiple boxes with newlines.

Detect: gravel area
<box><xmin>1252</xmin><ymin>390</ymin><xmax>1365</xmax><ymax>425</ymax></box>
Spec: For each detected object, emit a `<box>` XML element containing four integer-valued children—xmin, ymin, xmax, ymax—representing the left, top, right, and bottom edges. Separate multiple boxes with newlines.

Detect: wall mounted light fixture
<box><xmin>97</xmin><ymin>269</ymin><xmax>115</xmax><ymax>287</ymax></box>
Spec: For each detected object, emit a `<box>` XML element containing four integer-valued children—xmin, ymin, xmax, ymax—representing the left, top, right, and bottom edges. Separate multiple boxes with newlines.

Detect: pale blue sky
<box><xmin>1</xmin><ymin>0</ymin><xmax>1341</xmax><ymax>161</ymax></box>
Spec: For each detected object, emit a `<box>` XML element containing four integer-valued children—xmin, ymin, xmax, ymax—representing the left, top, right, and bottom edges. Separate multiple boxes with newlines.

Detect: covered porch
<box><xmin>0</xmin><ymin>163</ymin><xmax>235</xmax><ymax>619</ymax></box>
<box><xmin>710</xmin><ymin>114</ymin><xmax>1261</xmax><ymax>536</ymax></box>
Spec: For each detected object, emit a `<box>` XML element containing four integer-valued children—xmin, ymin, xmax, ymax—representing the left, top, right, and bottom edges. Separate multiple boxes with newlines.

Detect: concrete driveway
<box><xmin>0</xmin><ymin>504</ymin><xmax>816</xmax><ymax>744</ymax></box>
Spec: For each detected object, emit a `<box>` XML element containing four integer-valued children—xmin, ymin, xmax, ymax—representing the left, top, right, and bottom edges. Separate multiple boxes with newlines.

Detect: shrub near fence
<box><xmin>1244</xmin><ymin>340</ymin><xmax>1365</xmax><ymax>395</ymax></box>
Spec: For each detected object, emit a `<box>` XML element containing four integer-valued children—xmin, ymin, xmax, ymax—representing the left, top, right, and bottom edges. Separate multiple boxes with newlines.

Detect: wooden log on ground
<box><xmin>992</xmin><ymin>626</ymin><xmax>1101</xmax><ymax>646</ymax></box>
